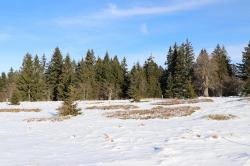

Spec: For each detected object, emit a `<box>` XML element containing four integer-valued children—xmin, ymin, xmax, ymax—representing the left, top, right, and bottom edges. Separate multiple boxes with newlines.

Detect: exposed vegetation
<box><xmin>24</xmin><ymin>115</ymin><xmax>72</xmax><ymax>122</ymax></box>
<box><xmin>104</xmin><ymin>106</ymin><xmax>200</xmax><ymax>120</ymax></box>
<box><xmin>0</xmin><ymin>109</ymin><xmax>41</xmax><ymax>113</ymax></box>
<box><xmin>86</xmin><ymin>105</ymin><xmax>139</xmax><ymax>110</ymax></box>
<box><xmin>205</xmin><ymin>114</ymin><xmax>237</xmax><ymax>120</ymax></box>
<box><xmin>154</xmin><ymin>98</ymin><xmax>213</xmax><ymax>106</ymax></box>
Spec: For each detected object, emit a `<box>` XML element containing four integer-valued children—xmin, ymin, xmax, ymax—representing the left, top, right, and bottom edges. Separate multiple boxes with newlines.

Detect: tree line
<box><xmin>0</xmin><ymin>40</ymin><xmax>250</xmax><ymax>102</ymax></box>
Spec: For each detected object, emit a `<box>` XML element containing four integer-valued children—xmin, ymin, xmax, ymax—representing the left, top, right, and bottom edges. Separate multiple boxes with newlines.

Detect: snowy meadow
<box><xmin>0</xmin><ymin>97</ymin><xmax>249</xmax><ymax>166</ymax></box>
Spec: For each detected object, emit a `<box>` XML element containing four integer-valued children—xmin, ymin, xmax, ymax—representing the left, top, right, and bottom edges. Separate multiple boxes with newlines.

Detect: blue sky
<box><xmin>0</xmin><ymin>0</ymin><xmax>250</xmax><ymax>72</ymax></box>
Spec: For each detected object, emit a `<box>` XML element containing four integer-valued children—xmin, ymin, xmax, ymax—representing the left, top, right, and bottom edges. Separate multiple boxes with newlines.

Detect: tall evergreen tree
<box><xmin>120</xmin><ymin>57</ymin><xmax>129</xmax><ymax>99</ymax></box>
<box><xmin>242</xmin><ymin>42</ymin><xmax>250</xmax><ymax>95</ymax></box>
<box><xmin>143</xmin><ymin>56</ymin><xmax>162</xmax><ymax>98</ymax></box>
<box><xmin>17</xmin><ymin>53</ymin><xmax>33</xmax><ymax>101</ymax></box>
<box><xmin>128</xmin><ymin>63</ymin><xmax>146</xmax><ymax>101</ymax></box>
<box><xmin>46</xmin><ymin>47</ymin><xmax>63</xmax><ymax>101</ymax></box>
<box><xmin>32</xmin><ymin>55</ymin><xmax>46</xmax><ymax>101</ymax></box>
<box><xmin>111</xmin><ymin>56</ymin><xmax>123</xmax><ymax>99</ymax></box>
<box><xmin>211</xmin><ymin>45</ymin><xmax>232</xmax><ymax>96</ymax></box>
<box><xmin>58</xmin><ymin>54</ymin><xmax>75</xmax><ymax>100</ymax></box>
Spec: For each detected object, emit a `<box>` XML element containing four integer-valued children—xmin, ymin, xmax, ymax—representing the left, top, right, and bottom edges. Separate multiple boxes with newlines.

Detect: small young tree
<box><xmin>58</xmin><ymin>86</ymin><xmax>81</xmax><ymax>116</ymax></box>
<box><xmin>10</xmin><ymin>90</ymin><xmax>20</xmax><ymax>105</ymax></box>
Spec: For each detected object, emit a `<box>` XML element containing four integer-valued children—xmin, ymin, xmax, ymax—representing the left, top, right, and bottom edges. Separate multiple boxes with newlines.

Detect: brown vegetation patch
<box><xmin>24</xmin><ymin>115</ymin><xmax>72</xmax><ymax>122</ymax></box>
<box><xmin>154</xmin><ymin>98</ymin><xmax>213</xmax><ymax>106</ymax></box>
<box><xmin>86</xmin><ymin>105</ymin><xmax>139</xmax><ymax>110</ymax></box>
<box><xmin>104</xmin><ymin>106</ymin><xmax>200</xmax><ymax>120</ymax></box>
<box><xmin>0</xmin><ymin>109</ymin><xmax>41</xmax><ymax>113</ymax></box>
<box><xmin>205</xmin><ymin>114</ymin><xmax>237</xmax><ymax>121</ymax></box>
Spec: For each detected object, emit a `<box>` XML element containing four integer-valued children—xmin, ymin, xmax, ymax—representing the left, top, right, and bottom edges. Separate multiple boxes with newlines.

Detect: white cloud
<box><xmin>140</xmin><ymin>23</ymin><xmax>149</xmax><ymax>35</ymax></box>
<box><xmin>55</xmin><ymin>0</ymin><xmax>216</xmax><ymax>26</ymax></box>
<box><xmin>106</xmin><ymin>0</ymin><xmax>215</xmax><ymax>17</ymax></box>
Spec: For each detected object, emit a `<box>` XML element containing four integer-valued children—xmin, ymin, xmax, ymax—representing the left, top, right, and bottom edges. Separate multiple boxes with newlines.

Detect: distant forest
<box><xmin>0</xmin><ymin>40</ymin><xmax>250</xmax><ymax>102</ymax></box>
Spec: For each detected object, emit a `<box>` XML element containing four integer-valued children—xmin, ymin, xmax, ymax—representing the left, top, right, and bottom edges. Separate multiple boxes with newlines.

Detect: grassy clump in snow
<box><xmin>104</xmin><ymin>106</ymin><xmax>200</xmax><ymax>120</ymax></box>
<box><xmin>205</xmin><ymin>114</ymin><xmax>237</xmax><ymax>120</ymax></box>
<box><xmin>86</xmin><ymin>105</ymin><xmax>139</xmax><ymax>110</ymax></box>
<box><xmin>0</xmin><ymin>109</ymin><xmax>41</xmax><ymax>112</ymax></box>
<box><xmin>24</xmin><ymin>116</ymin><xmax>72</xmax><ymax>122</ymax></box>
<box><xmin>154</xmin><ymin>98</ymin><xmax>213</xmax><ymax>106</ymax></box>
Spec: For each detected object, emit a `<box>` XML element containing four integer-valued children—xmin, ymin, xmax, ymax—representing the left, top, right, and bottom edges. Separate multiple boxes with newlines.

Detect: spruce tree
<box><xmin>58</xmin><ymin>86</ymin><xmax>81</xmax><ymax>116</ymax></box>
<box><xmin>75</xmin><ymin>50</ymin><xmax>96</xmax><ymax>100</ymax></box>
<box><xmin>121</xmin><ymin>57</ymin><xmax>129</xmax><ymax>99</ymax></box>
<box><xmin>17</xmin><ymin>53</ymin><xmax>33</xmax><ymax>101</ymax></box>
<box><xmin>211</xmin><ymin>45</ymin><xmax>232</xmax><ymax>96</ymax></box>
<box><xmin>32</xmin><ymin>55</ymin><xmax>46</xmax><ymax>101</ymax></box>
<box><xmin>58</xmin><ymin>54</ymin><xmax>75</xmax><ymax>100</ymax></box>
<box><xmin>112</xmin><ymin>56</ymin><xmax>123</xmax><ymax>99</ymax></box>
<box><xmin>242</xmin><ymin>42</ymin><xmax>250</xmax><ymax>95</ymax></box>
<box><xmin>143</xmin><ymin>56</ymin><xmax>162</xmax><ymax>98</ymax></box>
<box><xmin>46</xmin><ymin>47</ymin><xmax>63</xmax><ymax>101</ymax></box>
<box><xmin>10</xmin><ymin>89</ymin><xmax>20</xmax><ymax>105</ymax></box>
<box><xmin>128</xmin><ymin>63</ymin><xmax>146</xmax><ymax>101</ymax></box>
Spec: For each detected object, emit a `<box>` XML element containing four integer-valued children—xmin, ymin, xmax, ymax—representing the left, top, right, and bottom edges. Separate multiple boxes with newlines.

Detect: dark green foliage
<box><xmin>128</xmin><ymin>63</ymin><xmax>146</xmax><ymax>101</ymax></box>
<box><xmin>32</xmin><ymin>55</ymin><xmax>46</xmax><ymax>101</ymax></box>
<box><xmin>46</xmin><ymin>47</ymin><xmax>63</xmax><ymax>101</ymax></box>
<box><xmin>75</xmin><ymin>50</ymin><xmax>97</xmax><ymax>100</ymax></box>
<box><xmin>143</xmin><ymin>56</ymin><xmax>162</xmax><ymax>98</ymax></box>
<box><xmin>10</xmin><ymin>89</ymin><xmax>20</xmax><ymax>105</ymax></box>
<box><xmin>120</xmin><ymin>57</ymin><xmax>129</xmax><ymax>99</ymax></box>
<box><xmin>211</xmin><ymin>45</ymin><xmax>233</xmax><ymax>96</ymax></box>
<box><xmin>59</xmin><ymin>54</ymin><xmax>75</xmax><ymax>100</ymax></box>
<box><xmin>1</xmin><ymin>41</ymin><xmax>249</xmax><ymax>101</ymax></box>
<box><xmin>241</xmin><ymin>42</ymin><xmax>250</xmax><ymax>95</ymax></box>
<box><xmin>165</xmin><ymin>41</ymin><xmax>196</xmax><ymax>98</ymax></box>
<box><xmin>17</xmin><ymin>53</ymin><xmax>34</xmax><ymax>101</ymax></box>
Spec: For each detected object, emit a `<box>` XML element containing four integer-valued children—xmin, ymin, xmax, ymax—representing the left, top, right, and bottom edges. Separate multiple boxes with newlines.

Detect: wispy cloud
<box><xmin>106</xmin><ymin>0</ymin><xmax>214</xmax><ymax>17</ymax></box>
<box><xmin>55</xmin><ymin>0</ymin><xmax>216</xmax><ymax>26</ymax></box>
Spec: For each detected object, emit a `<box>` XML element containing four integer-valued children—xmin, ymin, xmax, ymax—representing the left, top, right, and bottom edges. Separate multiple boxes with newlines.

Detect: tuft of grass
<box><xmin>155</xmin><ymin>98</ymin><xmax>213</xmax><ymax>106</ymax></box>
<box><xmin>205</xmin><ymin>114</ymin><xmax>237</xmax><ymax>121</ymax></box>
<box><xmin>86</xmin><ymin>105</ymin><xmax>139</xmax><ymax>110</ymax></box>
<box><xmin>104</xmin><ymin>106</ymin><xmax>200</xmax><ymax>120</ymax></box>
<box><xmin>0</xmin><ymin>109</ymin><xmax>41</xmax><ymax>113</ymax></box>
<box><xmin>24</xmin><ymin>115</ymin><xmax>72</xmax><ymax>122</ymax></box>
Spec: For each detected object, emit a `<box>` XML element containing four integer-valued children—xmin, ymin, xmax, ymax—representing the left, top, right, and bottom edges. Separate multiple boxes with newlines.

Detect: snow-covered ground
<box><xmin>0</xmin><ymin>97</ymin><xmax>250</xmax><ymax>166</ymax></box>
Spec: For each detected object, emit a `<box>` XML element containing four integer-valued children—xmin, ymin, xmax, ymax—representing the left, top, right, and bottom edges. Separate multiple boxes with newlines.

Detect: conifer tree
<box><xmin>75</xmin><ymin>50</ymin><xmax>96</xmax><ymax>100</ymax></box>
<box><xmin>211</xmin><ymin>45</ymin><xmax>232</xmax><ymax>96</ymax></box>
<box><xmin>32</xmin><ymin>55</ymin><xmax>46</xmax><ymax>101</ymax></box>
<box><xmin>242</xmin><ymin>42</ymin><xmax>250</xmax><ymax>95</ymax></box>
<box><xmin>17</xmin><ymin>53</ymin><xmax>33</xmax><ymax>101</ymax></box>
<box><xmin>128</xmin><ymin>63</ymin><xmax>146</xmax><ymax>101</ymax></box>
<box><xmin>46</xmin><ymin>47</ymin><xmax>63</xmax><ymax>101</ymax></box>
<box><xmin>143</xmin><ymin>56</ymin><xmax>162</xmax><ymax>98</ymax></box>
<box><xmin>112</xmin><ymin>56</ymin><xmax>123</xmax><ymax>99</ymax></box>
<box><xmin>58</xmin><ymin>85</ymin><xmax>81</xmax><ymax>116</ymax></box>
<box><xmin>121</xmin><ymin>57</ymin><xmax>129</xmax><ymax>99</ymax></box>
<box><xmin>58</xmin><ymin>54</ymin><xmax>75</xmax><ymax>100</ymax></box>
<box><xmin>10</xmin><ymin>89</ymin><xmax>20</xmax><ymax>105</ymax></box>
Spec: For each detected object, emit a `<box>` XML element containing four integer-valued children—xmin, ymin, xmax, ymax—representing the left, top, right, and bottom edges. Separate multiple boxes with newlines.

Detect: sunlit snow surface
<box><xmin>0</xmin><ymin>97</ymin><xmax>249</xmax><ymax>166</ymax></box>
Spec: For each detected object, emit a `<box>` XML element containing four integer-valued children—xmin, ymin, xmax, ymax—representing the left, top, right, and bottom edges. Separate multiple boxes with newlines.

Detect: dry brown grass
<box><xmin>104</xmin><ymin>106</ymin><xmax>200</xmax><ymax>120</ymax></box>
<box><xmin>205</xmin><ymin>114</ymin><xmax>237</xmax><ymax>121</ymax></box>
<box><xmin>86</xmin><ymin>105</ymin><xmax>139</xmax><ymax>110</ymax></box>
<box><xmin>24</xmin><ymin>115</ymin><xmax>72</xmax><ymax>122</ymax></box>
<box><xmin>0</xmin><ymin>109</ymin><xmax>41</xmax><ymax>113</ymax></box>
<box><xmin>154</xmin><ymin>98</ymin><xmax>213</xmax><ymax>106</ymax></box>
